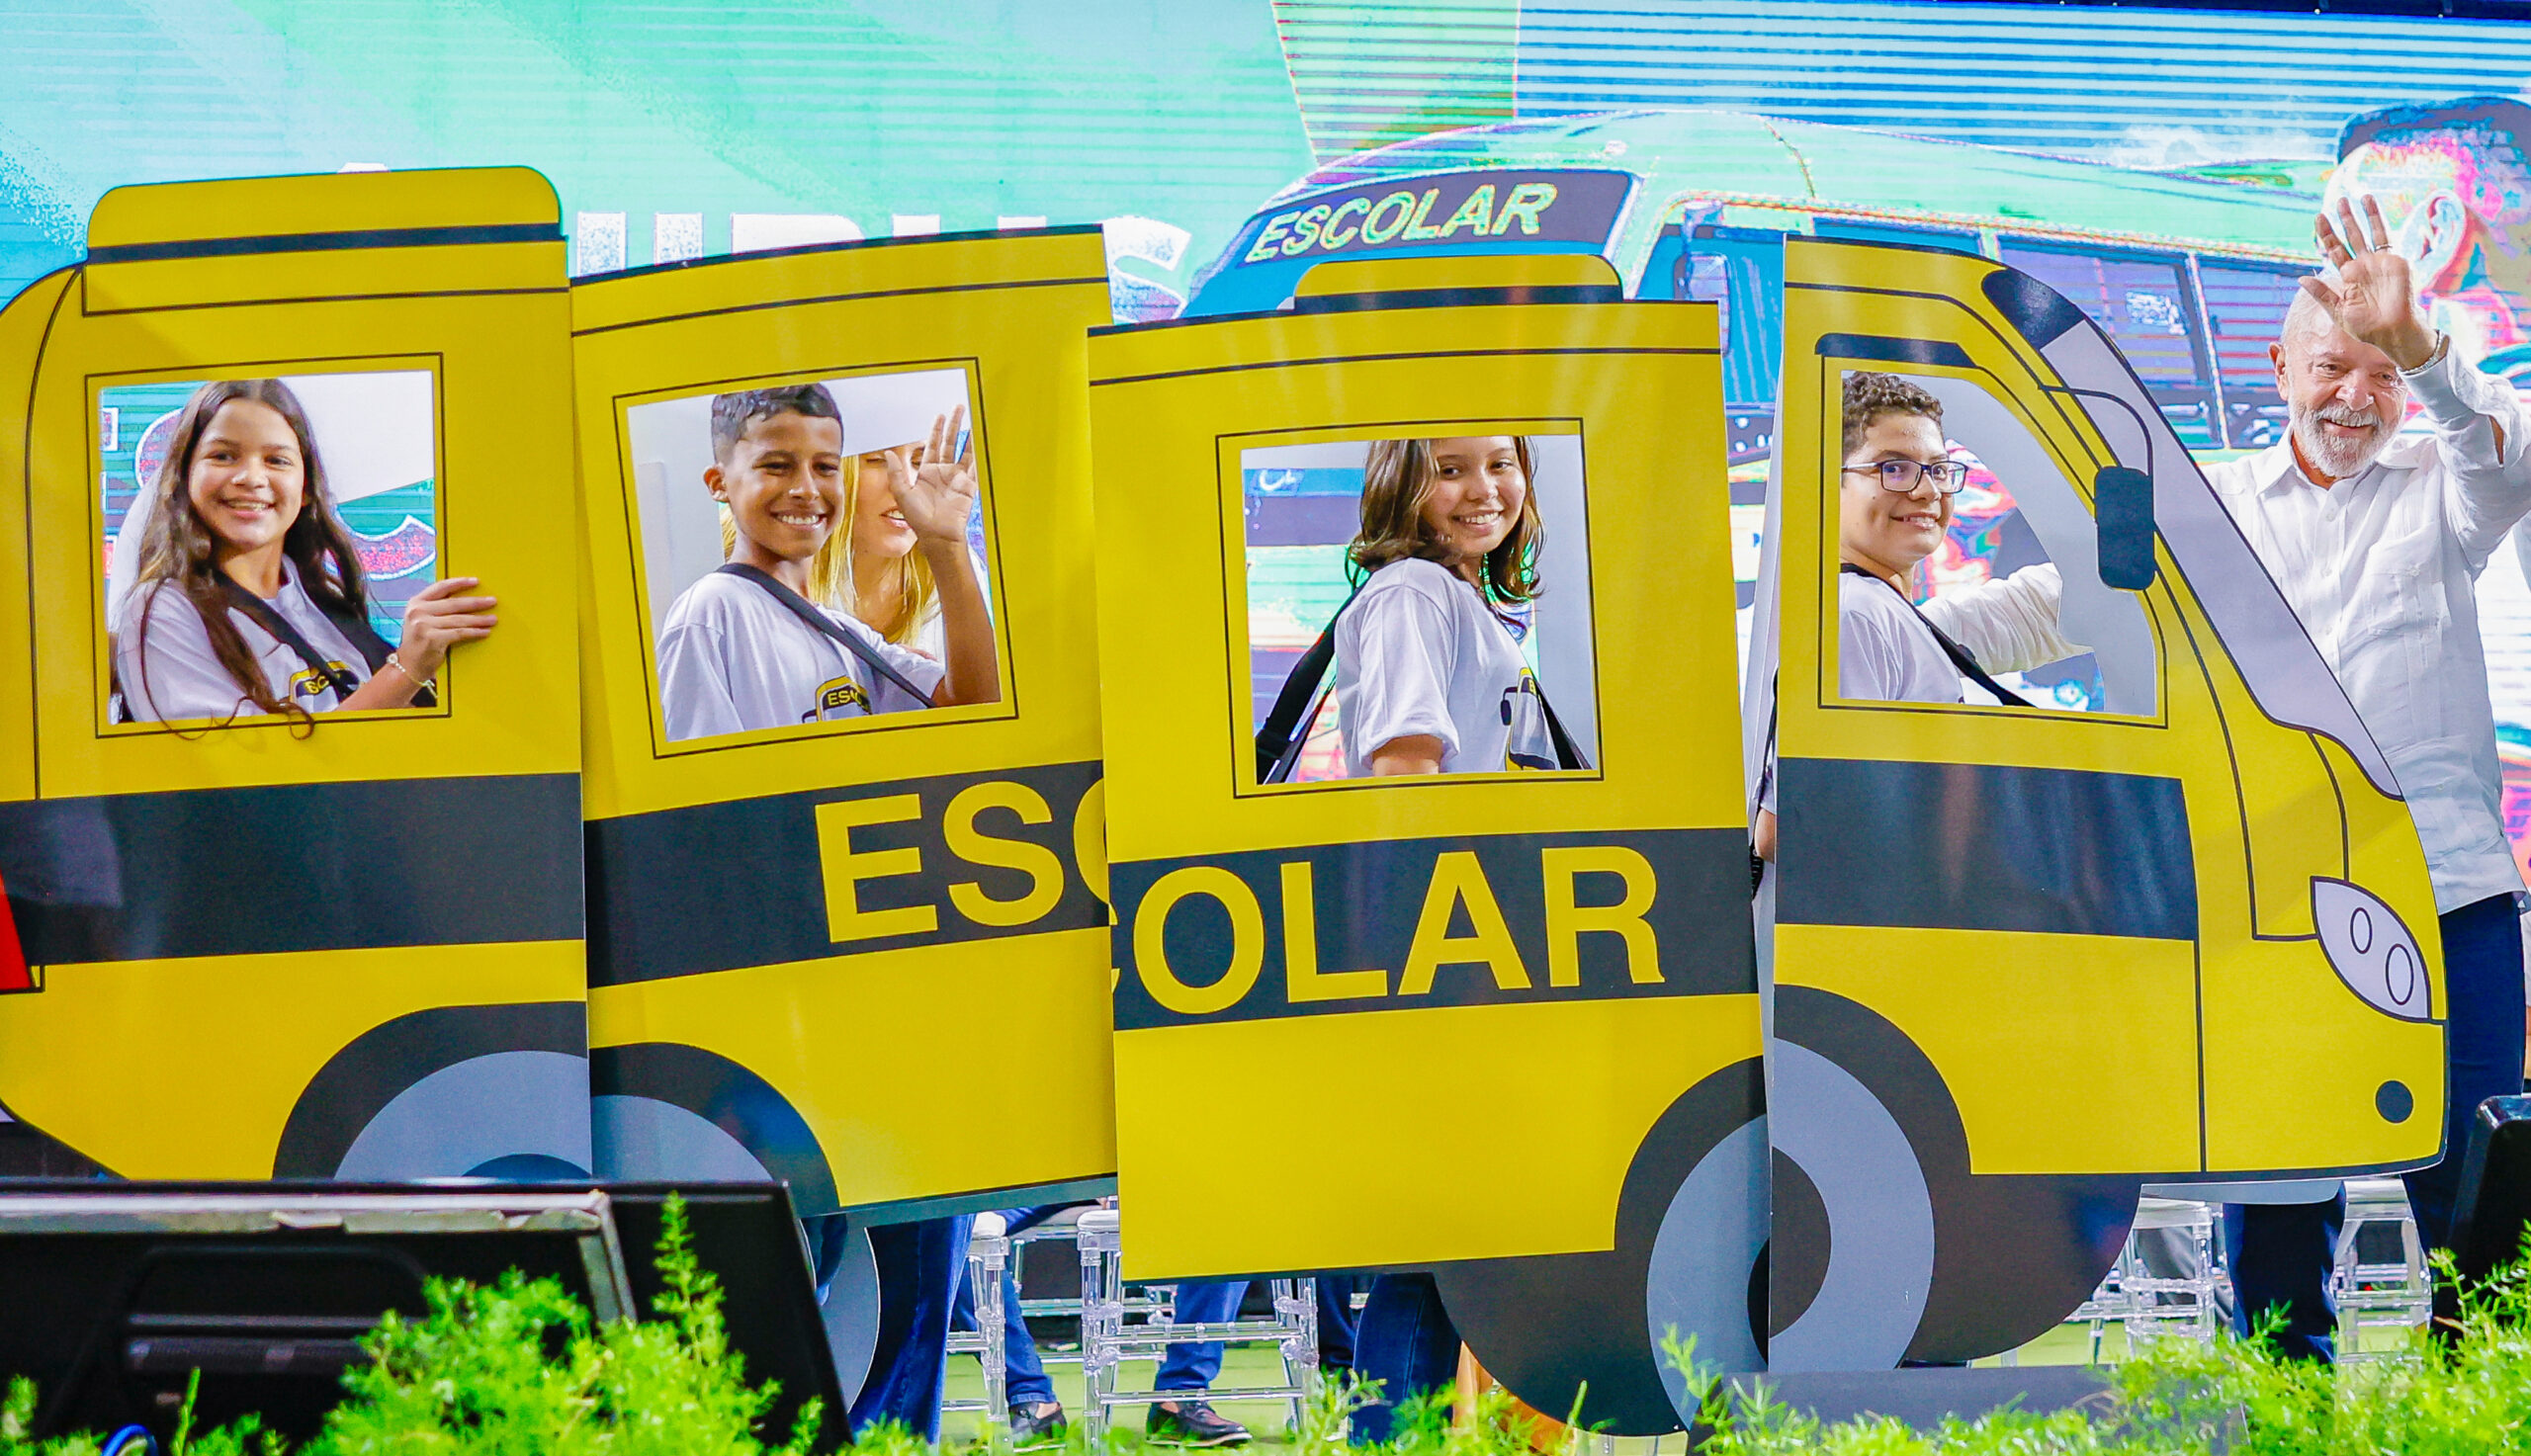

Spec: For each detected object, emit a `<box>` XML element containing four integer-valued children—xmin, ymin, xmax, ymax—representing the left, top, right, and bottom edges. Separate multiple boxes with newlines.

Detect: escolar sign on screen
<box><xmin>1233</xmin><ymin>169</ymin><xmax>1632</xmax><ymax>267</ymax></box>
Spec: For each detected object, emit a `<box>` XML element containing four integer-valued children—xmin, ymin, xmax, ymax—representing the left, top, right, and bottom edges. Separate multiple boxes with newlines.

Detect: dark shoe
<box><xmin>1146</xmin><ymin>1400</ymin><xmax>1250</xmax><ymax>1447</ymax></box>
<box><xmin>1009</xmin><ymin>1402</ymin><xmax>1068</xmax><ymax>1449</ymax></box>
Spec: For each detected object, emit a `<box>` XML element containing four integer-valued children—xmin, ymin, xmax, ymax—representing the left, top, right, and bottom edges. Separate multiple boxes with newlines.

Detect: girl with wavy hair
<box><xmin>1333</xmin><ymin>433</ymin><xmax>1565</xmax><ymax>777</ymax></box>
<box><xmin>113</xmin><ymin>378</ymin><xmax>496</xmax><ymax>726</ymax></box>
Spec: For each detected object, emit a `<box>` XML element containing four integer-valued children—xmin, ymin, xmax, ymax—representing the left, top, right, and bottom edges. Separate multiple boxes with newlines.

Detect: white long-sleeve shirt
<box><xmin>1761</xmin><ymin>563</ymin><xmax>2085</xmax><ymax>812</ymax></box>
<box><xmin>1924</xmin><ymin>563</ymin><xmax>2085</xmax><ymax>676</ymax></box>
<box><xmin>2207</xmin><ymin>344</ymin><xmax>2531</xmax><ymax>914</ymax></box>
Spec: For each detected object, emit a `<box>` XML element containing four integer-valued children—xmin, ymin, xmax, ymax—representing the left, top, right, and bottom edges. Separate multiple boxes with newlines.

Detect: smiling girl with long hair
<box><xmin>1333</xmin><ymin>433</ymin><xmax>1568</xmax><ymax>778</ymax></box>
<box><xmin>113</xmin><ymin>378</ymin><xmax>496</xmax><ymax>726</ymax></box>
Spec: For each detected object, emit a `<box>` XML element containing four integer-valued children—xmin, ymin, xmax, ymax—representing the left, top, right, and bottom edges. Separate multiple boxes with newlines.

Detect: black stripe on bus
<box><xmin>1775</xmin><ymin>757</ymin><xmax>2196</xmax><ymax>941</ymax></box>
<box><xmin>584</xmin><ymin>759</ymin><xmax>1107</xmax><ymax>989</ymax></box>
<box><xmin>0</xmin><ymin>773</ymin><xmax>582</xmax><ymax>964</ymax></box>
<box><xmin>1293</xmin><ymin>283</ymin><xmax>1627</xmax><ymax>313</ymax></box>
<box><xmin>84</xmin><ymin>221</ymin><xmax>561</xmax><ymax>266</ymax></box>
<box><xmin>1110</xmin><ymin>827</ymin><xmax>1755</xmax><ymax>1033</ymax></box>
<box><xmin>1814</xmin><ymin>333</ymin><xmax>1976</xmax><ymax>369</ymax></box>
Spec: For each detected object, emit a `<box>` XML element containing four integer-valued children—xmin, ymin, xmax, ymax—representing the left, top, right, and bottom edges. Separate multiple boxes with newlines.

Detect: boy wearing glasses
<box><xmin>1835</xmin><ymin>372</ymin><xmax>2080</xmax><ymax>702</ymax></box>
<box><xmin>1756</xmin><ymin>373</ymin><xmax>2080</xmax><ymax>861</ymax></box>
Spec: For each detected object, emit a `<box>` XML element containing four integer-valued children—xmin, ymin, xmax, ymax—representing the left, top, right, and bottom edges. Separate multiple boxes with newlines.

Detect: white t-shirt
<box><xmin>1838</xmin><ymin>570</ymin><xmax>1970</xmax><ymax>705</ymax></box>
<box><xmin>114</xmin><ymin>561</ymin><xmax>371</xmax><ymax>722</ymax></box>
<box><xmin>1334</xmin><ymin>557</ymin><xmax>1558</xmax><ymax>777</ymax></box>
<box><xmin>656</xmin><ymin>569</ymin><xmax>944</xmax><ymax>742</ymax></box>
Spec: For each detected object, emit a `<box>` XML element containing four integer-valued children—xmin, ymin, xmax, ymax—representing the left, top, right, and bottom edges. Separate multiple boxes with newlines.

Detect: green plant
<box><xmin>30</xmin><ymin>1228</ymin><xmax>2531</xmax><ymax>1455</ymax></box>
<box><xmin>304</xmin><ymin>1194</ymin><xmax>820</xmax><ymax>1456</ymax></box>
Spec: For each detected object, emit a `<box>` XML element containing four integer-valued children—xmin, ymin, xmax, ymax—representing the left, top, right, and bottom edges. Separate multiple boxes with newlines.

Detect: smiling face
<box><xmin>852</xmin><ymin>443</ymin><xmax>923</xmax><ymax>559</ymax></box>
<box><xmin>709</xmin><ymin>410</ymin><xmax>845</xmax><ymax>562</ymax></box>
<box><xmin>1416</xmin><ymin>436</ymin><xmax>1527</xmax><ymax>566</ymax></box>
<box><xmin>2274</xmin><ymin>322</ymin><xmax>2406</xmax><ymax>480</ymax></box>
<box><xmin>185</xmin><ymin>398</ymin><xmax>307</xmax><ymax>560</ymax></box>
<box><xmin>1838</xmin><ymin>412</ymin><xmax>1954</xmax><ymax>583</ymax></box>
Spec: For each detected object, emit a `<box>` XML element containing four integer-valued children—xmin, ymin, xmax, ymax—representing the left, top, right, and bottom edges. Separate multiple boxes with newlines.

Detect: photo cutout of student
<box><xmin>655</xmin><ymin>384</ymin><xmax>1000</xmax><ymax>742</ymax></box>
<box><xmin>1317</xmin><ymin>432</ymin><xmax>1584</xmax><ymax>1438</ymax></box>
<box><xmin>1752</xmin><ymin>372</ymin><xmax>2084</xmax><ymax>860</ymax></box>
<box><xmin>1333</xmin><ymin>435</ymin><xmax>1580</xmax><ymax>778</ymax></box>
<box><xmin>832</xmin><ymin>371</ymin><xmax>990</xmax><ymax>659</ymax></box>
<box><xmin>114</xmin><ymin>378</ymin><xmax>493</xmax><ymax>726</ymax></box>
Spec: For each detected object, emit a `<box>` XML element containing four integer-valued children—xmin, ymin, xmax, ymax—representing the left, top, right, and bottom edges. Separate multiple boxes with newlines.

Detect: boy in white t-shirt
<box><xmin>655</xmin><ymin>385</ymin><xmax>1001</xmax><ymax>742</ymax></box>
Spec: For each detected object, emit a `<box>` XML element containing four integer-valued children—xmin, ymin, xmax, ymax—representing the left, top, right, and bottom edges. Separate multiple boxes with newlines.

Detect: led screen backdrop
<box><xmin>11</xmin><ymin>0</ymin><xmax>2531</xmax><ymax>881</ymax></box>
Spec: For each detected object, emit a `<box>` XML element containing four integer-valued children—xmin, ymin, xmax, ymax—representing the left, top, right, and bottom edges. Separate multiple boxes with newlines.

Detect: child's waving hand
<box><xmin>884</xmin><ymin>405</ymin><xmax>978</xmax><ymax>543</ymax></box>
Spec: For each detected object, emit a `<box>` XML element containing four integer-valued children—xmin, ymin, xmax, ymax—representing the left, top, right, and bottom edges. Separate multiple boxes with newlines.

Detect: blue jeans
<box><xmin>950</xmin><ymin>1207</ymin><xmax>1067</xmax><ymax>1409</ymax></box>
<box><xmin>1154</xmin><ymin>1280</ymin><xmax>1248</xmax><ymax>1391</ymax></box>
<box><xmin>1350</xmin><ymin>1273</ymin><xmax>1459</xmax><ymax>1444</ymax></box>
<box><xmin>2226</xmin><ymin>893</ymin><xmax>2526</xmax><ymax>1360</ymax></box>
<box><xmin>1152</xmin><ymin>1276</ymin><xmax>1366</xmax><ymax>1392</ymax></box>
<box><xmin>837</xmin><ymin>1214</ymin><xmax>974</xmax><ymax>1439</ymax></box>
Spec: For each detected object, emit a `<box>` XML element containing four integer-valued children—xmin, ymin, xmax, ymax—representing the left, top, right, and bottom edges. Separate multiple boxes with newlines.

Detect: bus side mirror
<box><xmin>2095</xmin><ymin>466</ymin><xmax>2156</xmax><ymax>590</ymax></box>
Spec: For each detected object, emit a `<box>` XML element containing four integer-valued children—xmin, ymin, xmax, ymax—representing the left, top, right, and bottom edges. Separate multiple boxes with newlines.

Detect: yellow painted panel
<box><xmin>1771</xmin><ymin>237</ymin><xmax>2446</xmax><ymax>1183</ymax></box>
<box><xmin>2199</xmin><ymin>942</ymin><xmax>2445</xmax><ymax>1172</ymax></box>
<box><xmin>84</xmin><ymin>244</ymin><xmax>564</xmax><ymax>314</ymax></box>
<box><xmin>1778</xmin><ymin>924</ymin><xmax>2200</xmax><ymax>1173</ymax></box>
<box><xmin>0</xmin><ymin>941</ymin><xmax>584</xmax><ymax>1178</ymax></box>
<box><xmin>1091</xmin><ymin>300</ymin><xmax>1736</xmax><ymax>864</ymax></box>
<box><xmin>587</xmin><ymin>927</ymin><xmax>1117</xmax><ymax>1208</ymax></box>
<box><xmin>0</xmin><ymin>271</ymin><xmax>71</xmax><ymax>806</ymax></box>
<box><xmin>1110</xmin><ymin>993</ymin><xmax>1760</xmax><ymax>1278</ymax></box>
<box><xmin>572</xmin><ymin>230</ymin><xmax>1107</xmax><ymax>820</ymax></box>
<box><xmin>90</xmin><ymin>166</ymin><xmax>558</xmax><ymax>250</ymax></box>
<box><xmin>23</xmin><ymin>245</ymin><xmax>578</xmax><ymax>799</ymax></box>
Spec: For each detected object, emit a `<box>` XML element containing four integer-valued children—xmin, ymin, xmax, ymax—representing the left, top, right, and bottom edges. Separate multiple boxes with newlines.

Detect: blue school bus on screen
<box><xmin>1183</xmin><ymin>108</ymin><xmax>2322</xmax><ymax>465</ymax></box>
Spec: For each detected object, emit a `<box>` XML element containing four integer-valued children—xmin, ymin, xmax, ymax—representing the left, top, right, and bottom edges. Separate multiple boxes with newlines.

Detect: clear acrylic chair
<box><xmin>942</xmin><ymin>1211</ymin><xmax>1010</xmax><ymax>1428</ymax></box>
<box><xmin>1075</xmin><ymin>1208</ymin><xmax>1320</xmax><ymax>1441</ymax></box>
<box><xmin>2117</xmin><ymin>1197</ymin><xmax>2230</xmax><ymax>1346</ymax></box>
<box><xmin>2334</xmin><ymin>1177</ymin><xmax>2430</xmax><ymax>1360</ymax></box>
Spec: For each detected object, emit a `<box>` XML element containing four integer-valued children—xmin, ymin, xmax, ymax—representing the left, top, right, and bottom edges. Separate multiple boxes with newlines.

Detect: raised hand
<box><xmin>883</xmin><ymin>406</ymin><xmax>979</xmax><ymax>546</ymax></box>
<box><xmin>2303</xmin><ymin>194</ymin><xmax>2437</xmax><ymax>371</ymax></box>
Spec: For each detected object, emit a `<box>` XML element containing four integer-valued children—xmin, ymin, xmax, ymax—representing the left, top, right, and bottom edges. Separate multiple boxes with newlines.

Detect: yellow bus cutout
<box><xmin>1753</xmin><ymin>237</ymin><xmax>2445</xmax><ymax>1371</ymax></box>
<box><xmin>1091</xmin><ymin>262</ymin><xmax>1758</xmax><ymax>1432</ymax></box>
<box><xmin>0</xmin><ymin>167</ymin><xmax>588</xmax><ymax>1181</ymax></box>
<box><xmin>572</xmin><ymin>228</ymin><xmax>1118</xmax><ymax>1224</ymax></box>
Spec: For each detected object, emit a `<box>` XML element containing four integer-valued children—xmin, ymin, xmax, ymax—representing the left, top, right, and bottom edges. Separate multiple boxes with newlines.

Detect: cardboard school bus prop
<box><xmin>1090</xmin><ymin>256</ymin><xmax>1762</xmax><ymax>1433</ymax></box>
<box><xmin>0</xmin><ymin>169</ymin><xmax>590</xmax><ymax>1180</ymax></box>
<box><xmin>572</xmin><ymin>229</ymin><xmax>1116</xmax><ymax>1225</ymax></box>
<box><xmin>1753</xmin><ymin>237</ymin><xmax>2446</xmax><ymax>1368</ymax></box>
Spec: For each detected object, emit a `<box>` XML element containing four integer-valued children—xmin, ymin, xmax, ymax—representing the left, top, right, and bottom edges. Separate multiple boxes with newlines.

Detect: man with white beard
<box><xmin>2210</xmin><ymin>194</ymin><xmax>2531</xmax><ymax>1361</ymax></box>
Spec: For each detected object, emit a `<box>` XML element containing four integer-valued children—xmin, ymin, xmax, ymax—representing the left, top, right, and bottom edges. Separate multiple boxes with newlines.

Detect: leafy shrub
<box><xmin>19</xmin><ymin>1225</ymin><xmax>2531</xmax><ymax>1455</ymax></box>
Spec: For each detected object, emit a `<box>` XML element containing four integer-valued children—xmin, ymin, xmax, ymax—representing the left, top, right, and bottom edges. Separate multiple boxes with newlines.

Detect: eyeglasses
<box><xmin>1841</xmin><ymin>459</ymin><xmax>1970</xmax><ymax>495</ymax></box>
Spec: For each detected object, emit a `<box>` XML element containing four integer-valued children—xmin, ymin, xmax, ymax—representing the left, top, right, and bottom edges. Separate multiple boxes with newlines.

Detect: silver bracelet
<box><xmin>386</xmin><ymin>653</ymin><xmax>437</xmax><ymax>693</ymax></box>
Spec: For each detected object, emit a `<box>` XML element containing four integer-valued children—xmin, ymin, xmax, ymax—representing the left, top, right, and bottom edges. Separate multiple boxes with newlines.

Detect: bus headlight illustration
<box><xmin>2313</xmin><ymin>877</ymin><xmax>2435</xmax><ymax>1022</ymax></box>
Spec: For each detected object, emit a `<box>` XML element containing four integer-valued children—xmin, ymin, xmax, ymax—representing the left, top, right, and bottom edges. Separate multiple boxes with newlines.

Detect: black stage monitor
<box><xmin>2449</xmin><ymin>1094</ymin><xmax>2531</xmax><ymax>1287</ymax></box>
<box><xmin>0</xmin><ymin>1180</ymin><xmax>839</xmax><ymax>1449</ymax></box>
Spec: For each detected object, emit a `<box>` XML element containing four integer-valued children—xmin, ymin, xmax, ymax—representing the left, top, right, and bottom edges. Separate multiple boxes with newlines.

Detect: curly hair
<box><xmin>1841</xmin><ymin>372</ymin><xmax>1944</xmax><ymax>459</ymax></box>
<box><xmin>1347</xmin><ymin>436</ymin><xmax>1541</xmax><ymax>613</ymax></box>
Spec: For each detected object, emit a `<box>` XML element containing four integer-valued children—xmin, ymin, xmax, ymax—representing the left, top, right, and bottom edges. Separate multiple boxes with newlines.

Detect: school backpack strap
<box><xmin>1838</xmin><ymin>563</ymin><xmax>2034</xmax><ymax>710</ymax></box>
<box><xmin>715</xmin><ymin>562</ymin><xmax>939</xmax><ymax>711</ymax></box>
<box><xmin>1533</xmin><ymin>680</ymin><xmax>1591</xmax><ymax>772</ymax></box>
<box><xmin>311</xmin><ymin>592</ymin><xmax>437</xmax><ymax>709</ymax></box>
<box><xmin>218</xmin><ymin>575</ymin><xmax>366</xmax><ymax>703</ymax></box>
<box><xmin>1254</xmin><ymin>582</ymin><xmax>1363</xmax><ymax>784</ymax></box>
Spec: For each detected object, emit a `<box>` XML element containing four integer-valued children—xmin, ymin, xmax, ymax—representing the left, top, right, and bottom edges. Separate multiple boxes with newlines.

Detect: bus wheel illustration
<box><xmin>1437</xmin><ymin>1057</ymin><xmax>1765</xmax><ymax>1435</ymax></box>
<box><xmin>589</xmin><ymin>1043</ymin><xmax>874</xmax><ymax>1401</ymax></box>
<box><xmin>1773</xmin><ymin>987</ymin><xmax>2138</xmax><ymax>1365</ymax></box>
<box><xmin>273</xmin><ymin>1002</ymin><xmax>591</xmax><ymax>1180</ymax></box>
<box><xmin>1762</xmin><ymin>1038</ymin><xmax>1936</xmax><ymax>1370</ymax></box>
